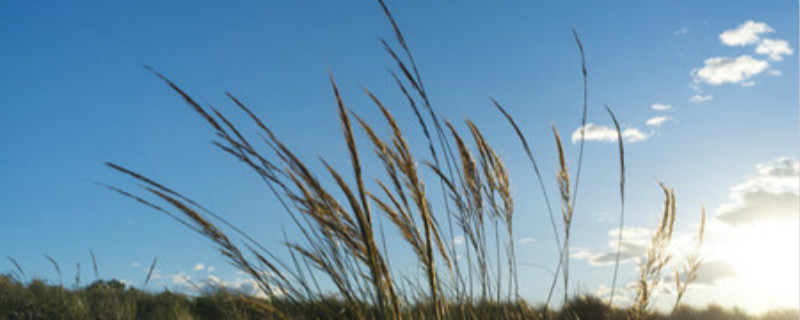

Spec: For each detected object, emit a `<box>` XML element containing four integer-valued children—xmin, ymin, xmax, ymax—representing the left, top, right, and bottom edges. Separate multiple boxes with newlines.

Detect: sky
<box><xmin>0</xmin><ymin>0</ymin><xmax>798</xmax><ymax>315</ymax></box>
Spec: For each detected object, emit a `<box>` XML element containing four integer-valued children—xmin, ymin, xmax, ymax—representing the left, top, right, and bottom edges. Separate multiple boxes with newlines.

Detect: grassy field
<box><xmin>3</xmin><ymin>2</ymin><xmax>795</xmax><ymax>319</ymax></box>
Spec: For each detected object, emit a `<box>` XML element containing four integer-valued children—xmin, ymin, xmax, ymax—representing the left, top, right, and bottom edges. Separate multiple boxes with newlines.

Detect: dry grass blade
<box><xmin>331</xmin><ymin>72</ymin><xmax>400</xmax><ymax>319</ymax></box>
<box><xmin>630</xmin><ymin>183</ymin><xmax>677</xmax><ymax>320</ymax></box>
<box><xmin>569</xmin><ymin>29</ymin><xmax>589</xmax><ymax>210</ymax></box>
<box><xmin>96</xmin><ymin>180</ymin><xmax>204</xmax><ymax>235</ymax></box>
<box><xmin>105</xmin><ymin>163</ymin><xmax>272</xmax><ymax>257</ymax></box>
<box><xmin>465</xmin><ymin>119</ymin><xmax>516</xmax><ymax>300</ymax></box>
<box><xmin>144</xmin><ymin>255</ymin><xmax>158</xmax><ymax>286</ymax></box>
<box><xmin>364</xmin><ymin>87</ymin><xmax>446</xmax><ymax>318</ymax></box>
<box><xmin>492</xmin><ymin>97</ymin><xmax>560</xmax><ymax>304</ymax></box>
<box><xmin>6</xmin><ymin>257</ymin><xmax>25</xmax><ymax>282</ymax></box>
<box><xmin>45</xmin><ymin>254</ymin><xmax>62</xmax><ymax>285</ymax></box>
<box><xmin>672</xmin><ymin>208</ymin><xmax>706</xmax><ymax>313</ymax></box>
<box><xmin>141</xmin><ymin>186</ymin><xmax>281</xmax><ymax>301</ymax></box>
<box><xmin>89</xmin><ymin>250</ymin><xmax>99</xmax><ymax>280</ymax></box>
<box><xmin>144</xmin><ymin>65</ymin><xmax>224</xmax><ymax>133</ymax></box>
<box><xmin>605</xmin><ymin>105</ymin><xmax>626</xmax><ymax>306</ymax></box>
<box><xmin>551</xmin><ymin>124</ymin><xmax>573</xmax><ymax>307</ymax></box>
<box><xmin>448</xmin><ymin>121</ymin><xmax>481</xmax><ymax>219</ymax></box>
<box><xmin>377</xmin><ymin>0</ymin><xmax>425</xmax><ymax>102</ymax></box>
<box><xmin>378</xmin><ymin>0</ymin><xmax>460</xmax><ymax>211</ymax></box>
<box><xmin>74</xmin><ymin>263</ymin><xmax>81</xmax><ymax>288</ymax></box>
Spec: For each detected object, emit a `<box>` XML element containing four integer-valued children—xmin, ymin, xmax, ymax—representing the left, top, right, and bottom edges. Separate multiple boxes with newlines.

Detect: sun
<box><xmin>729</xmin><ymin>221</ymin><xmax>799</xmax><ymax>299</ymax></box>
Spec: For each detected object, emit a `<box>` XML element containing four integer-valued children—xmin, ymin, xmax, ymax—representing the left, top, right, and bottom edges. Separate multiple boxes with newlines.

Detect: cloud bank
<box><xmin>717</xmin><ymin>157</ymin><xmax>800</xmax><ymax>224</ymax></box>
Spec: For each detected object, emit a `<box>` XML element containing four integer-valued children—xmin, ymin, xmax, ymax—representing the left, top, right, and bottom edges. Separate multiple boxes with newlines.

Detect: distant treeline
<box><xmin>0</xmin><ymin>274</ymin><xmax>796</xmax><ymax>320</ymax></box>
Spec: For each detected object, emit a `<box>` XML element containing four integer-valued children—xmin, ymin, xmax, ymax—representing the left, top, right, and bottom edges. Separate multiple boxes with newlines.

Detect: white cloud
<box><xmin>199</xmin><ymin>275</ymin><xmax>275</xmax><ymax>298</ymax></box>
<box><xmin>572</xmin><ymin>227</ymin><xmax>651</xmax><ymax>266</ymax></box>
<box><xmin>646</xmin><ymin>116</ymin><xmax>670</xmax><ymax>127</ymax></box>
<box><xmin>756</xmin><ymin>38</ymin><xmax>793</xmax><ymax>61</ymax></box>
<box><xmin>768</xmin><ymin>69</ymin><xmax>782</xmax><ymax>76</ymax></box>
<box><xmin>651</xmin><ymin>103</ymin><xmax>672</xmax><ymax>111</ymax></box>
<box><xmin>131</xmin><ymin>262</ymin><xmax>141</xmax><ymax>268</ymax></box>
<box><xmin>519</xmin><ymin>237</ymin><xmax>536</xmax><ymax>245</ymax></box>
<box><xmin>153</xmin><ymin>270</ymin><xmax>276</xmax><ymax>298</ymax></box>
<box><xmin>691</xmin><ymin>55</ymin><xmax>769</xmax><ymax>86</ymax></box>
<box><xmin>719</xmin><ymin>21</ymin><xmax>774</xmax><ymax>46</ymax></box>
<box><xmin>571</xmin><ymin>124</ymin><xmax>650</xmax><ymax>144</ymax></box>
<box><xmin>452</xmin><ymin>235</ymin><xmax>465</xmax><ymax>246</ymax></box>
<box><xmin>717</xmin><ymin>157</ymin><xmax>800</xmax><ymax>224</ymax></box>
<box><xmin>152</xmin><ymin>271</ymin><xmax>193</xmax><ymax>287</ymax></box>
<box><xmin>689</xmin><ymin>21</ymin><xmax>788</xmax><ymax>103</ymax></box>
<box><xmin>193</xmin><ymin>263</ymin><xmax>206</xmax><ymax>271</ymax></box>
<box><xmin>675</xmin><ymin>27</ymin><xmax>689</xmax><ymax>35</ymax></box>
<box><xmin>689</xmin><ymin>94</ymin><xmax>713</xmax><ymax>103</ymax></box>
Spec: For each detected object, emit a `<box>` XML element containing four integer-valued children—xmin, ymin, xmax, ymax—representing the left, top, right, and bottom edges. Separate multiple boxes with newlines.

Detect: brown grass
<box><xmin>103</xmin><ymin>2</ymin><xmax>713</xmax><ymax>319</ymax></box>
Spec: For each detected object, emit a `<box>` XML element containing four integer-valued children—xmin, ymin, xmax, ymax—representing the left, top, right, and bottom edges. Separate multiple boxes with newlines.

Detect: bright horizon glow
<box><xmin>730</xmin><ymin>222</ymin><xmax>800</xmax><ymax>305</ymax></box>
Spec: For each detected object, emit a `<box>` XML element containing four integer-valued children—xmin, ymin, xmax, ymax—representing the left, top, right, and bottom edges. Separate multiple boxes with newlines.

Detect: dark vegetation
<box><xmin>2</xmin><ymin>274</ymin><xmax>797</xmax><ymax>320</ymax></box>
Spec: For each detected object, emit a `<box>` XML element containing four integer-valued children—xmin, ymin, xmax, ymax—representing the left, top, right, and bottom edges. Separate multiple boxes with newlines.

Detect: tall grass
<box><xmin>102</xmin><ymin>1</ymin><xmax>713</xmax><ymax>319</ymax></box>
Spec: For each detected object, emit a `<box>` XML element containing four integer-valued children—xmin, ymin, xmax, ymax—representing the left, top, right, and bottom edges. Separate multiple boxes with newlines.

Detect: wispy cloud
<box><xmin>571</xmin><ymin>124</ymin><xmax>650</xmax><ymax>144</ymax></box>
<box><xmin>646</xmin><ymin>116</ymin><xmax>671</xmax><ymax>127</ymax></box>
<box><xmin>719</xmin><ymin>21</ymin><xmax>774</xmax><ymax>46</ymax></box>
<box><xmin>717</xmin><ymin>157</ymin><xmax>800</xmax><ymax>224</ymax></box>
<box><xmin>756</xmin><ymin>38</ymin><xmax>793</xmax><ymax>61</ymax></box>
<box><xmin>689</xmin><ymin>94</ymin><xmax>713</xmax><ymax>103</ymax></box>
<box><xmin>691</xmin><ymin>55</ymin><xmax>769</xmax><ymax>86</ymax></box>
<box><xmin>651</xmin><ymin>103</ymin><xmax>672</xmax><ymax>111</ymax></box>
<box><xmin>193</xmin><ymin>263</ymin><xmax>206</xmax><ymax>271</ymax></box>
<box><xmin>675</xmin><ymin>27</ymin><xmax>689</xmax><ymax>35</ymax></box>
<box><xmin>518</xmin><ymin>237</ymin><xmax>536</xmax><ymax>245</ymax></box>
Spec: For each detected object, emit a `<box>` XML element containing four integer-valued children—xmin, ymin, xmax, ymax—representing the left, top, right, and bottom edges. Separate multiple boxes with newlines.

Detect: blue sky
<box><xmin>1</xmin><ymin>0</ymin><xmax>797</xmax><ymax>314</ymax></box>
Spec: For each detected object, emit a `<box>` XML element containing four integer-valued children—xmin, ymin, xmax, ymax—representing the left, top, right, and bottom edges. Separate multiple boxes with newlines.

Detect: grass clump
<box><xmin>92</xmin><ymin>1</ymin><xmax>748</xmax><ymax>319</ymax></box>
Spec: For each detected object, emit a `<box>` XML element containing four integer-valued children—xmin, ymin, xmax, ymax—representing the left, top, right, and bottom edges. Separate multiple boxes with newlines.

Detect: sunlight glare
<box><xmin>730</xmin><ymin>221</ymin><xmax>800</xmax><ymax>301</ymax></box>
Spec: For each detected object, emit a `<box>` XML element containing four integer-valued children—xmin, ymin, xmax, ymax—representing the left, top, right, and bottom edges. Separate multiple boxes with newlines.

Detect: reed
<box><xmin>629</xmin><ymin>183</ymin><xmax>677</xmax><ymax>320</ymax></box>
<box><xmin>672</xmin><ymin>208</ymin><xmax>706</xmax><ymax>313</ymax></box>
<box><xmin>102</xmin><ymin>2</ymin><xmax>712</xmax><ymax>319</ymax></box>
